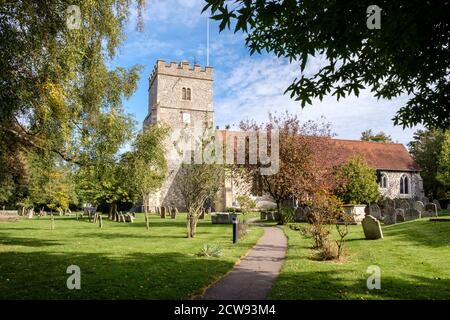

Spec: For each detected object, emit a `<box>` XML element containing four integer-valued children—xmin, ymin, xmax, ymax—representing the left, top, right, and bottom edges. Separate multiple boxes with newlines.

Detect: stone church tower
<box><xmin>143</xmin><ymin>60</ymin><xmax>214</xmax><ymax>210</ymax></box>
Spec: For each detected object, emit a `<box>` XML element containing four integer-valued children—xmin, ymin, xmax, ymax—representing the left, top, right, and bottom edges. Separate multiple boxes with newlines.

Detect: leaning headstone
<box><xmin>404</xmin><ymin>208</ymin><xmax>421</xmax><ymax>221</ymax></box>
<box><xmin>362</xmin><ymin>215</ymin><xmax>383</xmax><ymax>240</ymax></box>
<box><xmin>160</xmin><ymin>207</ymin><xmax>166</xmax><ymax>218</ymax></box>
<box><xmin>413</xmin><ymin>201</ymin><xmax>425</xmax><ymax>214</ymax></box>
<box><xmin>383</xmin><ymin>210</ymin><xmax>397</xmax><ymax>225</ymax></box>
<box><xmin>423</xmin><ymin>203</ymin><xmax>438</xmax><ymax>217</ymax></box>
<box><xmin>396</xmin><ymin>208</ymin><xmax>405</xmax><ymax>222</ymax></box>
<box><xmin>368</xmin><ymin>204</ymin><xmax>382</xmax><ymax>220</ymax></box>
<box><xmin>432</xmin><ymin>200</ymin><xmax>442</xmax><ymax>211</ymax></box>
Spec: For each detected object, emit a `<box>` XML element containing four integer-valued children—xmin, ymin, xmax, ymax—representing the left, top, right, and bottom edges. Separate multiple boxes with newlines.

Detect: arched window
<box><xmin>400</xmin><ymin>175</ymin><xmax>409</xmax><ymax>195</ymax></box>
<box><xmin>380</xmin><ymin>174</ymin><xmax>388</xmax><ymax>188</ymax></box>
<box><xmin>182</xmin><ymin>87</ymin><xmax>186</xmax><ymax>100</ymax></box>
<box><xmin>186</xmin><ymin>88</ymin><xmax>191</xmax><ymax>100</ymax></box>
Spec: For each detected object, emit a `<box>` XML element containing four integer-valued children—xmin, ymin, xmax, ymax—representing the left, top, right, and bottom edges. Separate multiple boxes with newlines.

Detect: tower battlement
<box><xmin>149</xmin><ymin>59</ymin><xmax>213</xmax><ymax>84</ymax></box>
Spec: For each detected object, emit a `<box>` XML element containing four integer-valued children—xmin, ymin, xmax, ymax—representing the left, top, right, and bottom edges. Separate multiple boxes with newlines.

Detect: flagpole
<box><xmin>206</xmin><ymin>17</ymin><xmax>210</xmax><ymax>66</ymax></box>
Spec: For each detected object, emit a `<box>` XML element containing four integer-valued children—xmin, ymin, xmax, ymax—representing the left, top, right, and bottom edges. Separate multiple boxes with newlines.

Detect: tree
<box><xmin>334</xmin><ymin>155</ymin><xmax>380</xmax><ymax>204</ymax></box>
<box><xmin>436</xmin><ymin>131</ymin><xmax>450</xmax><ymax>196</ymax></box>
<box><xmin>177</xmin><ymin>164</ymin><xmax>224</xmax><ymax>238</ymax></box>
<box><xmin>0</xmin><ymin>1</ymin><xmax>146</xmax><ymax>203</ymax></box>
<box><xmin>75</xmin><ymin>109</ymin><xmax>136</xmax><ymax>220</ymax></box>
<box><xmin>237</xmin><ymin>112</ymin><xmax>338</xmax><ymax>224</ymax></box>
<box><xmin>360</xmin><ymin>129</ymin><xmax>393</xmax><ymax>143</ymax></box>
<box><xmin>203</xmin><ymin>1</ymin><xmax>450</xmax><ymax>129</ymax></box>
<box><xmin>129</xmin><ymin>124</ymin><xmax>169</xmax><ymax>228</ymax></box>
<box><xmin>408</xmin><ymin>129</ymin><xmax>446</xmax><ymax>199</ymax></box>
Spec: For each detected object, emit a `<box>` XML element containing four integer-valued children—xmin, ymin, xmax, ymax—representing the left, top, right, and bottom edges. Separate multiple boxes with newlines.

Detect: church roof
<box><xmin>216</xmin><ymin>130</ymin><xmax>420</xmax><ymax>172</ymax></box>
<box><xmin>327</xmin><ymin>139</ymin><xmax>420</xmax><ymax>171</ymax></box>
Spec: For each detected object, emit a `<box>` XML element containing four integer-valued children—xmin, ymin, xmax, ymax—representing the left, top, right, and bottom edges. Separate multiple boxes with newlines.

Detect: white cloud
<box><xmin>214</xmin><ymin>56</ymin><xmax>422</xmax><ymax>145</ymax></box>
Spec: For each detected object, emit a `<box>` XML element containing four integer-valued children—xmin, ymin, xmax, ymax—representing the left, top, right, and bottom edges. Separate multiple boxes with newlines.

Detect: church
<box><xmin>143</xmin><ymin>60</ymin><xmax>424</xmax><ymax>211</ymax></box>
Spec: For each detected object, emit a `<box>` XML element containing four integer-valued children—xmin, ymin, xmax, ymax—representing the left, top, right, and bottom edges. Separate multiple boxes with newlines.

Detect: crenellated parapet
<box><xmin>149</xmin><ymin>59</ymin><xmax>213</xmax><ymax>84</ymax></box>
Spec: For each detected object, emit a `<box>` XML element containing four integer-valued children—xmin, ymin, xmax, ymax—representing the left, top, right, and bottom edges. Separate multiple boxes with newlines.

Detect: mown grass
<box><xmin>271</xmin><ymin>210</ymin><xmax>450</xmax><ymax>300</ymax></box>
<box><xmin>0</xmin><ymin>213</ymin><xmax>263</xmax><ymax>299</ymax></box>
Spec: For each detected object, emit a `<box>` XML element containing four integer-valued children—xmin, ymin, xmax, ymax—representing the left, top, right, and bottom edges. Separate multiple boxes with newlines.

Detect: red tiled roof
<box><xmin>216</xmin><ymin>130</ymin><xmax>420</xmax><ymax>171</ymax></box>
<box><xmin>328</xmin><ymin>139</ymin><xmax>420</xmax><ymax>171</ymax></box>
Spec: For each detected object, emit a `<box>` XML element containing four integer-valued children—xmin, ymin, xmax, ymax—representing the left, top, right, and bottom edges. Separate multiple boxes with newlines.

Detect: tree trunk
<box><xmin>108</xmin><ymin>204</ymin><xmax>113</xmax><ymax>220</ymax></box>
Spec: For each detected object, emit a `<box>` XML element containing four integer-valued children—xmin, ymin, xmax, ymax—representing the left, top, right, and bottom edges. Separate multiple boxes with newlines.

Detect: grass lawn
<box><xmin>0</xmin><ymin>213</ymin><xmax>263</xmax><ymax>299</ymax></box>
<box><xmin>270</xmin><ymin>210</ymin><xmax>450</xmax><ymax>300</ymax></box>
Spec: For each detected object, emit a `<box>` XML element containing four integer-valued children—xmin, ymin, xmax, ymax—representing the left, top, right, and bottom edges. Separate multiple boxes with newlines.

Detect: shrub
<box><xmin>236</xmin><ymin>195</ymin><xmax>257</xmax><ymax>214</ymax></box>
<box><xmin>196</xmin><ymin>244</ymin><xmax>223</xmax><ymax>257</ymax></box>
<box><xmin>276</xmin><ymin>206</ymin><xmax>295</xmax><ymax>225</ymax></box>
<box><xmin>334</xmin><ymin>155</ymin><xmax>380</xmax><ymax>204</ymax></box>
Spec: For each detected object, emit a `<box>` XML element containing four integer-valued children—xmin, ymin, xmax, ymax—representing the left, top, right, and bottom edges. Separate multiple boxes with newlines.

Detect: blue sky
<box><xmin>112</xmin><ymin>0</ymin><xmax>421</xmax><ymax>145</ymax></box>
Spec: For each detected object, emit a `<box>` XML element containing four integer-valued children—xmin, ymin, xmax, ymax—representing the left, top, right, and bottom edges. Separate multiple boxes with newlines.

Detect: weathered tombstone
<box><xmin>211</xmin><ymin>213</ymin><xmax>233</xmax><ymax>224</ymax></box>
<box><xmin>260</xmin><ymin>211</ymin><xmax>267</xmax><ymax>220</ymax></box>
<box><xmin>422</xmin><ymin>196</ymin><xmax>429</xmax><ymax>205</ymax></box>
<box><xmin>160</xmin><ymin>206</ymin><xmax>166</xmax><ymax>218</ymax></box>
<box><xmin>294</xmin><ymin>207</ymin><xmax>306</xmax><ymax>222</ymax></box>
<box><xmin>170</xmin><ymin>207</ymin><xmax>177</xmax><ymax>219</ymax></box>
<box><xmin>396</xmin><ymin>208</ymin><xmax>405</xmax><ymax>222</ymax></box>
<box><xmin>423</xmin><ymin>203</ymin><xmax>438</xmax><ymax>217</ymax></box>
<box><xmin>266</xmin><ymin>211</ymin><xmax>275</xmax><ymax>221</ymax></box>
<box><xmin>404</xmin><ymin>208</ymin><xmax>421</xmax><ymax>221</ymax></box>
<box><xmin>383</xmin><ymin>210</ymin><xmax>397</xmax><ymax>225</ymax></box>
<box><xmin>362</xmin><ymin>215</ymin><xmax>383</xmax><ymax>240</ymax></box>
<box><xmin>156</xmin><ymin>206</ymin><xmax>160</xmax><ymax>216</ymax></box>
<box><xmin>413</xmin><ymin>201</ymin><xmax>425</xmax><ymax>214</ymax></box>
<box><xmin>368</xmin><ymin>204</ymin><xmax>382</xmax><ymax>220</ymax></box>
<box><xmin>27</xmin><ymin>208</ymin><xmax>34</xmax><ymax>219</ymax></box>
<box><xmin>432</xmin><ymin>199</ymin><xmax>442</xmax><ymax>211</ymax></box>
<box><xmin>400</xmin><ymin>200</ymin><xmax>410</xmax><ymax>211</ymax></box>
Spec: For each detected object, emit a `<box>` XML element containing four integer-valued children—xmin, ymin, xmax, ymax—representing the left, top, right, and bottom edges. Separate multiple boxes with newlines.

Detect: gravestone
<box><xmin>395</xmin><ymin>208</ymin><xmax>405</xmax><ymax>222</ymax></box>
<box><xmin>400</xmin><ymin>200</ymin><xmax>410</xmax><ymax>211</ymax></box>
<box><xmin>422</xmin><ymin>196</ymin><xmax>429</xmax><ymax>205</ymax></box>
<box><xmin>160</xmin><ymin>207</ymin><xmax>166</xmax><ymax>218</ymax></box>
<box><xmin>423</xmin><ymin>203</ymin><xmax>438</xmax><ymax>217</ymax></box>
<box><xmin>368</xmin><ymin>204</ymin><xmax>382</xmax><ymax>220</ymax></box>
<box><xmin>404</xmin><ymin>208</ymin><xmax>421</xmax><ymax>221</ymax></box>
<box><xmin>260</xmin><ymin>211</ymin><xmax>267</xmax><ymax>220</ymax></box>
<box><xmin>155</xmin><ymin>206</ymin><xmax>160</xmax><ymax>215</ymax></box>
<box><xmin>294</xmin><ymin>207</ymin><xmax>306</xmax><ymax>222</ymax></box>
<box><xmin>413</xmin><ymin>201</ymin><xmax>425</xmax><ymax>214</ymax></box>
<box><xmin>432</xmin><ymin>200</ymin><xmax>442</xmax><ymax>211</ymax></box>
<box><xmin>170</xmin><ymin>207</ymin><xmax>177</xmax><ymax>219</ymax></box>
<box><xmin>266</xmin><ymin>211</ymin><xmax>275</xmax><ymax>221</ymax></box>
<box><xmin>362</xmin><ymin>215</ymin><xmax>383</xmax><ymax>240</ymax></box>
<box><xmin>383</xmin><ymin>210</ymin><xmax>396</xmax><ymax>225</ymax></box>
<box><xmin>124</xmin><ymin>214</ymin><xmax>134</xmax><ymax>223</ymax></box>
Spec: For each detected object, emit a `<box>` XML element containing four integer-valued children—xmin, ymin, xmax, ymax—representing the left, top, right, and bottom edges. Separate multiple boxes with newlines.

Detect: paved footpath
<box><xmin>200</xmin><ymin>226</ymin><xmax>287</xmax><ymax>300</ymax></box>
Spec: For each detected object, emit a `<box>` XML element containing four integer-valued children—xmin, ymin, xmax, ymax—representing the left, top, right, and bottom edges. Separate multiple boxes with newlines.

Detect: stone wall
<box><xmin>144</xmin><ymin>60</ymin><xmax>214</xmax><ymax>210</ymax></box>
<box><xmin>378</xmin><ymin>170</ymin><xmax>424</xmax><ymax>200</ymax></box>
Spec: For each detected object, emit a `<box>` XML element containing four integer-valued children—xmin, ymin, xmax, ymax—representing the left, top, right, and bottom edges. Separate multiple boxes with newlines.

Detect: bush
<box><xmin>196</xmin><ymin>244</ymin><xmax>223</xmax><ymax>257</ymax></box>
<box><xmin>334</xmin><ymin>155</ymin><xmax>380</xmax><ymax>204</ymax></box>
<box><xmin>236</xmin><ymin>195</ymin><xmax>257</xmax><ymax>214</ymax></box>
<box><xmin>277</xmin><ymin>206</ymin><xmax>295</xmax><ymax>225</ymax></box>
